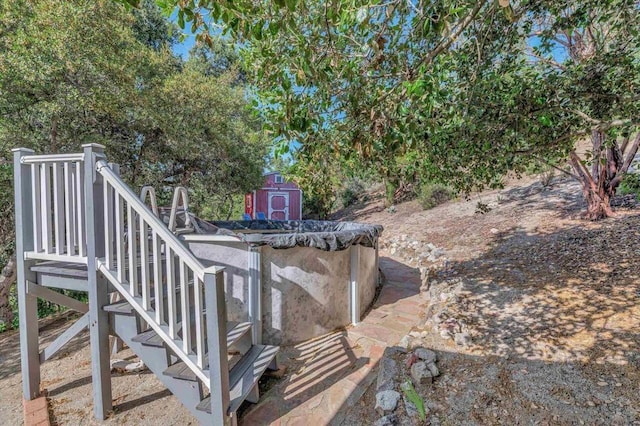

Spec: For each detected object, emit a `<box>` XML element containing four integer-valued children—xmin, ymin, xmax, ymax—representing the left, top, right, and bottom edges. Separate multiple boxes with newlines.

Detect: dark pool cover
<box><xmin>190</xmin><ymin>215</ymin><xmax>383</xmax><ymax>251</ymax></box>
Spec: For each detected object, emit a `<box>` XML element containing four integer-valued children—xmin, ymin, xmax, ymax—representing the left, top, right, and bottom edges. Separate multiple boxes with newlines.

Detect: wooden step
<box><xmin>31</xmin><ymin>256</ymin><xmax>166</xmax><ymax>280</ymax></box>
<box><xmin>196</xmin><ymin>344</ymin><xmax>279</xmax><ymax>414</ymax></box>
<box><xmin>130</xmin><ymin>327</ymin><xmax>165</xmax><ymax>347</ymax></box>
<box><xmin>162</xmin><ymin>322</ymin><xmax>253</xmax><ymax>380</ymax></box>
<box><xmin>133</xmin><ymin>321</ymin><xmax>251</xmax><ymax>349</ymax></box>
<box><xmin>31</xmin><ymin>261</ymin><xmax>88</xmax><ymax>279</ymax></box>
<box><xmin>225</xmin><ymin>322</ymin><xmax>252</xmax><ymax>349</ymax></box>
<box><xmin>163</xmin><ymin>358</ymin><xmax>199</xmax><ymax>381</ymax></box>
<box><xmin>102</xmin><ymin>286</ymin><xmax>182</xmax><ymax>318</ymax></box>
<box><xmin>103</xmin><ymin>300</ymin><xmax>136</xmax><ymax>315</ymax></box>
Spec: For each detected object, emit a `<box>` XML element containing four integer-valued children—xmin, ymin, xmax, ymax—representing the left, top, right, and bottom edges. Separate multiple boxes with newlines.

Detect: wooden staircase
<box><xmin>13</xmin><ymin>145</ymin><xmax>278</xmax><ymax>425</ymax></box>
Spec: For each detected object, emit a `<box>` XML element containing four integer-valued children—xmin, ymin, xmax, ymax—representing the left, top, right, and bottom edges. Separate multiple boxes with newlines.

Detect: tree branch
<box><xmin>569</xmin><ymin>150</ymin><xmax>596</xmax><ymax>190</ymax></box>
<box><xmin>375</xmin><ymin>0</ymin><xmax>489</xmax><ymax>105</ymax></box>
<box><xmin>532</xmin><ymin>155</ymin><xmax>578</xmax><ymax>180</ymax></box>
<box><xmin>610</xmin><ymin>132</ymin><xmax>640</xmax><ymax>188</ymax></box>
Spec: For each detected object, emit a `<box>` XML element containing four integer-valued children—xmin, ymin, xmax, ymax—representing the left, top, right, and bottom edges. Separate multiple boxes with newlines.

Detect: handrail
<box><xmin>21</xmin><ymin>153</ymin><xmax>84</xmax><ymax>164</ymax></box>
<box><xmin>96</xmin><ymin>160</ymin><xmax>215</xmax><ymax>280</ymax></box>
<box><xmin>140</xmin><ymin>186</ymin><xmax>159</xmax><ymax>216</ymax></box>
<box><xmin>168</xmin><ymin>186</ymin><xmax>191</xmax><ymax>232</ymax></box>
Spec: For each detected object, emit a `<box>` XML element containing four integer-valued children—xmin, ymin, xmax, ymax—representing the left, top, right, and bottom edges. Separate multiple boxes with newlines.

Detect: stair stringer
<box><xmin>109</xmin><ymin>310</ymin><xmax>213</xmax><ymax>424</ymax></box>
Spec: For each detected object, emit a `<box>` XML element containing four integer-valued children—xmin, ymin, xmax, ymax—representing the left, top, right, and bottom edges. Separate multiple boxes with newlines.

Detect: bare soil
<box><xmin>0</xmin><ymin>312</ymin><xmax>196</xmax><ymax>425</ymax></box>
<box><xmin>339</xmin><ymin>175</ymin><xmax>640</xmax><ymax>425</ymax></box>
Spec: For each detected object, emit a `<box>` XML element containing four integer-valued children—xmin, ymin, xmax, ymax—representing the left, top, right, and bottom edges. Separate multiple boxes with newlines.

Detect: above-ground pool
<box><xmin>179</xmin><ymin>219</ymin><xmax>383</xmax><ymax>345</ymax></box>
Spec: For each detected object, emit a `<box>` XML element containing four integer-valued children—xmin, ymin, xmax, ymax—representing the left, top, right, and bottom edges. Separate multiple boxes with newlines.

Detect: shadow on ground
<box><xmin>0</xmin><ymin>312</ymin><xmax>88</xmax><ymax>381</ymax></box>
<box><xmin>335</xmin><ymin>214</ymin><xmax>639</xmax><ymax>425</ymax></box>
<box><xmin>238</xmin><ymin>256</ymin><xmax>423</xmax><ymax>425</ymax></box>
<box><xmin>446</xmin><ymin>213</ymin><xmax>640</xmax><ymax>364</ymax></box>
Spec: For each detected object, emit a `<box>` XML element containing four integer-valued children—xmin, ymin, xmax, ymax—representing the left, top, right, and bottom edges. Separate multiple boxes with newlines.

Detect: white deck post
<box><xmin>204</xmin><ymin>266</ymin><xmax>230</xmax><ymax>424</ymax></box>
<box><xmin>12</xmin><ymin>148</ymin><xmax>41</xmax><ymax>400</ymax></box>
<box><xmin>83</xmin><ymin>143</ymin><xmax>112</xmax><ymax>420</ymax></box>
<box><xmin>375</xmin><ymin>238</ymin><xmax>380</xmax><ymax>285</ymax></box>
<box><xmin>248</xmin><ymin>245</ymin><xmax>262</xmax><ymax>344</ymax></box>
<box><xmin>350</xmin><ymin>244</ymin><xmax>361</xmax><ymax>325</ymax></box>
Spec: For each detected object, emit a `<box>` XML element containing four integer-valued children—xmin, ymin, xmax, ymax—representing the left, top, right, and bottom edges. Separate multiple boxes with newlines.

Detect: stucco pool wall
<box><xmin>185</xmin><ymin>240</ymin><xmax>250</xmax><ymax>324</ymax></box>
<box><xmin>183</xmin><ymin>238</ymin><xmax>379</xmax><ymax>346</ymax></box>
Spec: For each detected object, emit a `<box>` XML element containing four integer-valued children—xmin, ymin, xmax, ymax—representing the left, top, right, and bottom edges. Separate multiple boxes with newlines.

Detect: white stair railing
<box><xmin>96</xmin><ymin>161</ymin><xmax>229</xmax><ymax>366</ymax></box>
<box><xmin>19</xmin><ymin>153</ymin><xmax>86</xmax><ymax>262</ymax></box>
<box><xmin>96</xmin><ymin>159</ymin><xmax>229</xmax><ymax>394</ymax></box>
<box><xmin>14</xmin><ymin>147</ymin><xmax>233</xmax><ymax>422</ymax></box>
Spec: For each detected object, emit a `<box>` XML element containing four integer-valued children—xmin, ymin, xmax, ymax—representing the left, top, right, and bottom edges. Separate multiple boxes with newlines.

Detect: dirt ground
<box><xmin>0</xmin><ymin>312</ymin><xmax>197</xmax><ymax>425</ymax></box>
<box><xmin>338</xmin><ymin>175</ymin><xmax>640</xmax><ymax>425</ymax></box>
<box><xmin>0</xmin><ymin>173</ymin><xmax>638</xmax><ymax>425</ymax></box>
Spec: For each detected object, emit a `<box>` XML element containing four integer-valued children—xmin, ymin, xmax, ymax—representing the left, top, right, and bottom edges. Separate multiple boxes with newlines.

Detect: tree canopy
<box><xmin>0</xmin><ymin>0</ymin><xmax>270</xmax><ymax>328</ymax></box>
<box><xmin>0</xmin><ymin>0</ymin><xmax>267</xmax><ymax>219</ymax></box>
<box><xmin>156</xmin><ymin>0</ymin><xmax>640</xmax><ymax>218</ymax></box>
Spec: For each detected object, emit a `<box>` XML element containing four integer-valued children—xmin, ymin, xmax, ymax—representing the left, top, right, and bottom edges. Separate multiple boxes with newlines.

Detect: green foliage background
<box><xmin>0</xmin><ymin>0</ymin><xmax>268</xmax><ymax>330</ymax></box>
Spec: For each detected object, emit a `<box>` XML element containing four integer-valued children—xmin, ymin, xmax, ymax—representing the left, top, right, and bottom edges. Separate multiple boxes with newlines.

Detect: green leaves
<box><xmin>154</xmin><ymin>0</ymin><xmax>640</xmax><ymax>205</ymax></box>
<box><xmin>285</xmin><ymin>0</ymin><xmax>298</xmax><ymax>12</ymax></box>
<box><xmin>114</xmin><ymin>0</ymin><xmax>141</xmax><ymax>9</ymax></box>
<box><xmin>1</xmin><ymin>0</ymin><xmax>266</xmax><ymax>221</ymax></box>
<box><xmin>539</xmin><ymin>115</ymin><xmax>553</xmax><ymax>127</ymax></box>
<box><xmin>401</xmin><ymin>381</ymin><xmax>427</xmax><ymax>422</ymax></box>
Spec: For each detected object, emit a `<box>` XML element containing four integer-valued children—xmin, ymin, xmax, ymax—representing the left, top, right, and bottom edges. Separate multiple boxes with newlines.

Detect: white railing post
<box><xmin>83</xmin><ymin>143</ymin><xmax>112</xmax><ymax>420</ymax></box>
<box><xmin>350</xmin><ymin>244</ymin><xmax>361</xmax><ymax>325</ymax></box>
<box><xmin>204</xmin><ymin>267</ymin><xmax>230</xmax><ymax>423</ymax></box>
<box><xmin>248</xmin><ymin>246</ymin><xmax>262</xmax><ymax>344</ymax></box>
<box><xmin>12</xmin><ymin>147</ymin><xmax>41</xmax><ymax>400</ymax></box>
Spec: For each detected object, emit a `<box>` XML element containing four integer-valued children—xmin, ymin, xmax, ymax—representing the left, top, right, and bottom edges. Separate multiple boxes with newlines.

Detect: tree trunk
<box><xmin>0</xmin><ymin>256</ymin><xmax>16</xmax><ymax>329</ymax></box>
<box><xmin>568</xmin><ymin>131</ymin><xmax>640</xmax><ymax>220</ymax></box>
<box><xmin>225</xmin><ymin>194</ymin><xmax>234</xmax><ymax>221</ymax></box>
<box><xmin>582</xmin><ymin>186</ymin><xmax>614</xmax><ymax>220</ymax></box>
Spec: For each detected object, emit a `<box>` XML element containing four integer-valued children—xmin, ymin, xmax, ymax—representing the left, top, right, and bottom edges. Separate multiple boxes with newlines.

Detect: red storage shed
<box><xmin>245</xmin><ymin>172</ymin><xmax>303</xmax><ymax>220</ymax></box>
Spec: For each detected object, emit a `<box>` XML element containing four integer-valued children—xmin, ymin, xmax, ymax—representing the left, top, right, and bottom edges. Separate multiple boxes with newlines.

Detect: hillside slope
<box><xmin>340</xmin><ymin>175</ymin><xmax>640</xmax><ymax>425</ymax></box>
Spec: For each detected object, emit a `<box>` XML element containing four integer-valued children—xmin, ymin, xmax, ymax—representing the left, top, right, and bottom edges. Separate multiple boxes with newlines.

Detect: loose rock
<box><xmin>454</xmin><ymin>332</ymin><xmax>472</xmax><ymax>347</ymax></box>
<box><xmin>398</xmin><ymin>335</ymin><xmax>414</xmax><ymax>350</ymax></box>
<box><xmin>405</xmin><ymin>353</ymin><xmax>418</xmax><ymax>369</ymax></box>
<box><xmin>375</xmin><ymin>390</ymin><xmax>401</xmax><ymax>414</ymax></box>
<box><xmin>414</xmin><ymin>348</ymin><xmax>437</xmax><ymax>364</ymax></box>
<box><xmin>426</xmin><ymin>362</ymin><xmax>440</xmax><ymax>377</ymax></box>
<box><xmin>403</xmin><ymin>395</ymin><xmax>420</xmax><ymax>420</ymax></box>
<box><xmin>373</xmin><ymin>414</ymin><xmax>398</xmax><ymax>426</ymax></box>
<box><xmin>410</xmin><ymin>361</ymin><xmax>433</xmax><ymax>385</ymax></box>
<box><xmin>110</xmin><ymin>359</ymin><xmax>146</xmax><ymax>373</ymax></box>
<box><xmin>377</xmin><ymin>357</ymin><xmax>399</xmax><ymax>391</ymax></box>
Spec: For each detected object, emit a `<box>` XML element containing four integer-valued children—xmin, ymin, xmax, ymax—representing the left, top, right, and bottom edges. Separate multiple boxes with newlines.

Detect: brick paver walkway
<box><xmin>241</xmin><ymin>254</ymin><xmax>424</xmax><ymax>425</ymax></box>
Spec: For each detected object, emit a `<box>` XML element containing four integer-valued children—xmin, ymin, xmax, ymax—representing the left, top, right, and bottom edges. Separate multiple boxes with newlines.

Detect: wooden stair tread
<box><xmin>103</xmin><ymin>300</ymin><xmax>135</xmax><ymax>315</ymax></box>
<box><xmin>130</xmin><ymin>327</ymin><xmax>165</xmax><ymax>347</ymax></box>
<box><xmin>133</xmin><ymin>321</ymin><xmax>251</xmax><ymax>349</ymax></box>
<box><xmin>226</xmin><ymin>322</ymin><xmax>252</xmax><ymax>348</ymax></box>
<box><xmin>162</xmin><ymin>322</ymin><xmax>253</xmax><ymax>380</ymax></box>
<box><xmin>196</xmin><ymin>344</ymin><xmax>279</xmax><ymax>414</ymax></box>
<box><xmin>102</xmin><ymin>286</ymin><xmax>183</xmax><ymax>318</ymax></box>
<box><xmin>31</xmin><ymin>256</ymin><xmax>166</xmax><ymax>279</ymax></box>
<box><xmin>30</xmin><ymin>261</ymin><xmax>88</xmax><ymax>278</ymax></box>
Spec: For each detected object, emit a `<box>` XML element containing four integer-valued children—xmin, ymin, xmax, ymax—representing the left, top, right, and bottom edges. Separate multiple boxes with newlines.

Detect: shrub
<box><xmin>384</xmin><ymin>180</ymin><xmax>396</xmax><ymax>207</ymax></box>
<box><xmin>540</xmin><ymin>169</ymin><xmax>555</xmax><ymax>188</ymax></box>
<box><xmin>418</xmin><ymin>182</ymin><xmax>452</xmax><ymax>210</ymax></box>
<box><xmin>619</xmin><ymin>173</ymin><xmax>640</xmax><ymax>198</ymax></box>
<box><xmin>340</xmin><ymin>178</ymin><xmax>365</xmax><ymax>208</ymax></box>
